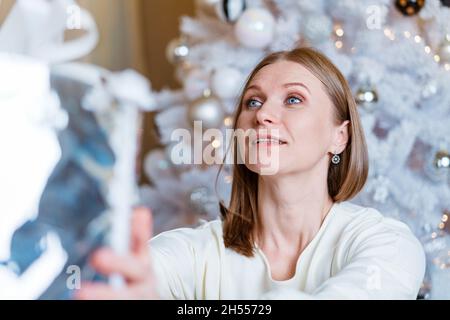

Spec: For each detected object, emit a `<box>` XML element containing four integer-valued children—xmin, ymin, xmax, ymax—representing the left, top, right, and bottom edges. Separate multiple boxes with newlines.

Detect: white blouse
<box><xmin>149</xmin><ymin>201</ymin><xmax>426</xmax><ymax>300</ymax></box>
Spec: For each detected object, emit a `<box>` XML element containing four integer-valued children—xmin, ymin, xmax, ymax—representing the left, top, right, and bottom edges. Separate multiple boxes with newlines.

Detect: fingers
<box><xmin>75</xmin><ymin>281</ymin><xmax>159</xmax><ymax>300</ymax></box>
<box><xmin>131</xmin><ymin>207</ymin><xmax>153</xmax><ymax>257</ymax></box>
<box><xmin>90</xmin><ymin>248</ymin><xmax>149</xmax><ymax>282</ymax></box>
<box><xmin>75</xmin><ymin>283</ymin><xmax>132</xmax><ymax>300</ymax></box>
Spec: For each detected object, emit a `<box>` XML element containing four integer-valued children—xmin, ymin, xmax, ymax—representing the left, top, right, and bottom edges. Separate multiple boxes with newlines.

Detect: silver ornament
<box><xmin>188</xmin><ymin>186</ymin><xmax>217</xmax><ymax>217</ymax></box>
<box><xmin>166</xmin><ymin>37</ymin><xmax>190</xmax><ymax>65</ymax></box>
<box><xmin>187</xmin><ymin>93</ymin><xmax>225</xmax><ymax>129</ymax></box>
<box><xmin>355</xmin><ymin>84</ymin><xmax>378</xmax><ymax>112</ymax></box>
<box><xmin>438</xmin><ymin>35</ymin><xmax>450</xmax><ymax>64</ymax></box>
<box><xmin>434</xmin><ymin>150</ymin><xmax>450</xmax><ymax>169</ymax></box>
<box><xmin>425</xmin><ymin>149</ymin><xmax>450</xmax><ymax>182</ymax></box>
<box><xmin>195</xmin><ymin>0</ymin><xmax>246</xmax><ymax>23</ymax></box>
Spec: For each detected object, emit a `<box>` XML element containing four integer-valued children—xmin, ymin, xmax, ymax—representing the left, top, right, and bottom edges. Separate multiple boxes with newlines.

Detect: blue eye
<box><xmin>246</xmin><ymin>99</ymin><xmax>262</xmax><ymax>109</ymax></box>
<box><xmin>286</xmin><ymin>96</ymin><xmax>303</xmax><ymax>105</ymax></box>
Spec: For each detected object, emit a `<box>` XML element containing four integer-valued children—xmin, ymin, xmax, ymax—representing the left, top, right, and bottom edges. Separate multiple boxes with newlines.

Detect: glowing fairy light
<box><xmin>211</xmin><ymin>139</ymin><xmax>221</xmax><ymax>148</ymax></box>
<box><xmin>224</xmin><ymin>116</ymin><xmax>233</xmax><ymax>127</ymax></box>
<box><xmin>335</xmin><ymin>28</ymin><xmax>344</xmax><ymax>37</ymax></box>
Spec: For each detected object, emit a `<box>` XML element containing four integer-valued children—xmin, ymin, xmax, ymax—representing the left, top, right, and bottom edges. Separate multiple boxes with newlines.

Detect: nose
<box><xmin>255</xmin><ymin>101</ymin><xmax>279</xmax><ymax>127</ymax></box>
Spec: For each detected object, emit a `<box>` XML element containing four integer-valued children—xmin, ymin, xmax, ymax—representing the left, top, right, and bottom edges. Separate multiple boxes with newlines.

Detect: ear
<box><xmin>331</xmin><ymin>120</ymin><xmax>349</xmax><ymax>154</ymax></box>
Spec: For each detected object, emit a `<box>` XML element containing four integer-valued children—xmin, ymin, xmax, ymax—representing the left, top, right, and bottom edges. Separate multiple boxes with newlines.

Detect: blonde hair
<box><xmin>218</xmin><ymin>47</ymin><xmax>369</xmax><ymax>257</ymax></box>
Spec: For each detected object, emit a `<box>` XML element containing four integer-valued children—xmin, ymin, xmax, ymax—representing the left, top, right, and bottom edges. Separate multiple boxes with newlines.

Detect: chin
<box><xmin>245</xmin><ymin>162</ymin><xmax>283</xmax><ymax>176</ymax></box>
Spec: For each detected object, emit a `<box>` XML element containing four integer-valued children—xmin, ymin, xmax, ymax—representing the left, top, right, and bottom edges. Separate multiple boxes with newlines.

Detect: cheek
<box><xmin>286</xmin><ymin>112</ymin><xmax>332</xmax><ymax>156</ymax></box>
<box><xmin>235</xmin><ymin>111</ymin><xmax>253</xmax><ymax>130</ymax></box>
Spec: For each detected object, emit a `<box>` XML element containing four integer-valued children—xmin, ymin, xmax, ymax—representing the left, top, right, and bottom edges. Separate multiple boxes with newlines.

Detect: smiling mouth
<box><xmin>252</xmin><ymin>138</ymin><xmax>287</xmax><ymax>145</ymax></box>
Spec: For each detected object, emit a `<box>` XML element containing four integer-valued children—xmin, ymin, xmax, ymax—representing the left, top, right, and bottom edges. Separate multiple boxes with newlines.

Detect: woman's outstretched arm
<box><xmin>76</xmin><ymin>208</ymin><xmax>159</xmax><ymax>300</ymax></box>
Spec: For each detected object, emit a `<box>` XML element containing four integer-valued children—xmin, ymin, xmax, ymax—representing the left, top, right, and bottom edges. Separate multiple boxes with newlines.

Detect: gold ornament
<box><xmin>438</xmin><ymin>210</ymin><xmax>450</xmax><ymax>234</ymax></box>
<box><xmin>395</xmin><ymin>0</ymin><xmax>425</xmax><ymax>16</ymax></box>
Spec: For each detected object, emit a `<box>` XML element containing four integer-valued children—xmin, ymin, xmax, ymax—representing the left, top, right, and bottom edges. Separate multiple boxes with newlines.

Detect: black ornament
<box><xmin>222</xmin><ymin>0</ymin><xmax>246</xmax><ymax>23</ymax></box>
<box><xmin>395</xmin><ymin>0</ymin><xmax>425</xmax><ymax>16</ymax></box>
<box><xmin>441</xmin><ymin>0</ymin><xmax>450</xmax><ymax>7</ymax></box>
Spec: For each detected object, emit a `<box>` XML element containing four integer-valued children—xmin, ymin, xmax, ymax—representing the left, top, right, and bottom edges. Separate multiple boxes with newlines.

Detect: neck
<box><xmin>255</xmin><ymin>166</ymin><xmax>334</xmax><ymax>253</ymax></box>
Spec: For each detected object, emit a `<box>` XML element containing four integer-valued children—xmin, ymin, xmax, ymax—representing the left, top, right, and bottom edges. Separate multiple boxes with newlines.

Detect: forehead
<box><xmin>248</xmin><ymin>60</ymin><xmax>321</xmax><ymax>89</ymax></box>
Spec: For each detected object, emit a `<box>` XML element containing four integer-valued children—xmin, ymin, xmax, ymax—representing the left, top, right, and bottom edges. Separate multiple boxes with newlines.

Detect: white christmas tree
<box><xmin>139</xmin><ymin>0</ymin><xmax>450</xmax><ymax>299</ymax></box>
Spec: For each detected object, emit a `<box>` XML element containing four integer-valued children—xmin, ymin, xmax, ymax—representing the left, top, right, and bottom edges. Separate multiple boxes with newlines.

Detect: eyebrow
<box><xmin>245</xmin><ymin>82</ymin><xmax>311</xmax><ymax>94</ymax></box>
<box><xmin>283</xmin><ymin>82</ymin><xmax>311</xmax><ymax>94</ymax></box>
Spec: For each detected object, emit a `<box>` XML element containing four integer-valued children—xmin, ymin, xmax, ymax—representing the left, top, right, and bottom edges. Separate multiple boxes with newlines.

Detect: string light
<box><xmin>224</xmin><ymin>116</ymin><xmax>234</xmax><ymax>127</ymax></box>
<box><xmin>430</xmin><ymin>217</ymin><xmax>450</xmax><ymax>269</ymax></box>
<box><xmin>335</xmin><ymin>26</ymin><xmax>344</xmax><ymax>37</ymax></box>
<box><xmin>211</xmin><ymin>139</ymin><xmax>221</xmax><ymax>148</ymax></box>
<box><xmin>379</xmin><ymin>28</ymin><xmax>450</xmax><ymax>72</ymax></box>
<box><xmin>333</xmin><ymin>23</ymin><xmax>449</xmax><ymax>72</ymax></box>
<box><xmin>332</xmin><ymin>23</ymin><xmax>346</xmax><ymax>50</ymax></box>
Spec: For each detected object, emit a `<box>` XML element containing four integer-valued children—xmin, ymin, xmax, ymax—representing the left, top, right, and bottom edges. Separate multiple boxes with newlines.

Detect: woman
<box><xmin>77</xmin><ymin>47</ymin><xmax>426</xmax><ymax>300</ymax></box>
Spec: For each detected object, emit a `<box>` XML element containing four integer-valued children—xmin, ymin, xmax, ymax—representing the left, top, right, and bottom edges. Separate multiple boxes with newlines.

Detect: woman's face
<box><xmin>236</xmin><ymin>60</ymin><xmax>348</xmax><ymax>176</ymax></box>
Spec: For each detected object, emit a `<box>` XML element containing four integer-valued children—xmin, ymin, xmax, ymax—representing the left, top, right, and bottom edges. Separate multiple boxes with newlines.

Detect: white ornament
<box><xmin>302</xmin><ymin>14</ymin><xmax>333</xmax><ymax>44</ymax></box>
<box><xmin>187</xmin><ymin>94</ymin><xmax>225</xmax><ymax>129</ymax></box>
<box><xmin>234</xmin><ymin>8</ymin><xmax>276</xmax><ymax>49</ymax></box>
<box><xmin>183</xmin><ymin>68</ymin><xmax>211</xmax><ymax>100</ymax></box>
<box><xmin>211</xmin><ymin>67</ymin><xmax>244</xmax><ymax>99</ymax></box>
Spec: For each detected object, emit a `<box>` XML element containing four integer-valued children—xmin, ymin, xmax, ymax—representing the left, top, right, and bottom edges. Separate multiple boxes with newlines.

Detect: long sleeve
<box><xmin>260</xmin><ymin>218</ymin><xmax>426</xmax><ymax>300</ymax></box>
<box><xmin>148</xmin><ymin>220</ymin><xmax>224</xmax><ymax>300</ymax></box>
<box><xmin>150</xmin><ymin>229</ymin><xmax>197</xmax><ymax>300</ymax></box>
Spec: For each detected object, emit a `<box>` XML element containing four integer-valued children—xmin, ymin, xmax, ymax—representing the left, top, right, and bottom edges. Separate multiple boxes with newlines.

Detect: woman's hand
<box><xmin>75</xmin><ymin>207</ymin><xmax>159</xmax><ymax>300</ymax></box>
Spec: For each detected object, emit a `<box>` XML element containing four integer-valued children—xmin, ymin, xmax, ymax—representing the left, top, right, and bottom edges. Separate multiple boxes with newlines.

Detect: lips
<box><xmin>252</xmin><ymin>135</ymin><xmax>287</xmax><ymax>145</ymax></box>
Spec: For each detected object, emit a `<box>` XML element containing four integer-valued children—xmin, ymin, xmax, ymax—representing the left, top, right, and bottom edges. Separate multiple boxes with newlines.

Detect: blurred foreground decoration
<box><xmin>0</xmin><ymin>0</ymin><xmax>155</xmax><ymax>299</ymax></box>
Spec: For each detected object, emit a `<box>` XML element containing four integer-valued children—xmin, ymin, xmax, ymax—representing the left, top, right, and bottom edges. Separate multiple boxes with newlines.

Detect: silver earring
<box><xmin>331</xmin><ymin>153</ymin><xmax>341</xmax><ymax>165</ymax></box>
